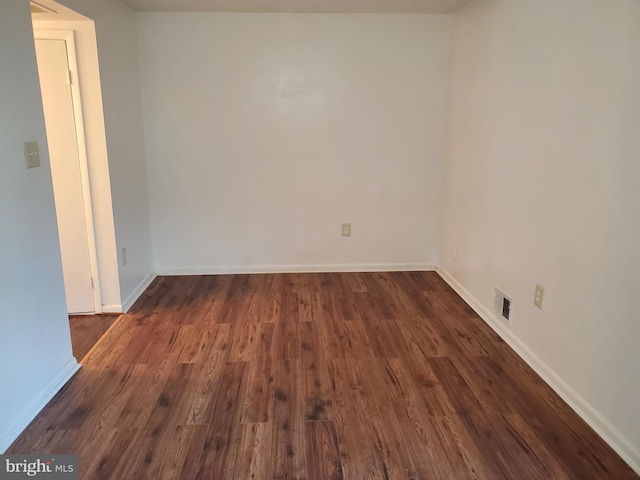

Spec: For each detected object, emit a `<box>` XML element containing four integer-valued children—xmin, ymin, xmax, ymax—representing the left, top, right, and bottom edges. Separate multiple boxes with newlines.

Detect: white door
<box><xmin>35</xmin><ymin>37</ymin><xmax>95</xmax><ymax>314</ymax></box>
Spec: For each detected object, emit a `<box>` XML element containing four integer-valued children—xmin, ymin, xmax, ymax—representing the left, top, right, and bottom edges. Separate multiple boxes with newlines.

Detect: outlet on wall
<box><xmin>534</xmin><ymin>284</ymin><xmax>545</xmax><ymax>309</ymax></box>
<box><xmin>121</xmin><ymin>247</ymin><xmax>127</xmax><ymax>266</ymax></box>
<box><xmin>452</xmin><ymin>245</ymin><xmax>458</xmax><ymax>261</ymax></box>
<box><xmin>24</xmin><ymin>141</ymin><xmax>40</xmax><ymax>169</ymax></box>
<box><xmin>341</xmin><ymin>223</ymin><xmax>351</xmax><ymax>237</ymax></box>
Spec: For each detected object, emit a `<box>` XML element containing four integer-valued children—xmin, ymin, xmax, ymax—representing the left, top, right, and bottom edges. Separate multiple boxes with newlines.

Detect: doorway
<box><xmin>34</xmin><ymin>30</ymin><xmax>100</xmax><ymax>314</ymax></box>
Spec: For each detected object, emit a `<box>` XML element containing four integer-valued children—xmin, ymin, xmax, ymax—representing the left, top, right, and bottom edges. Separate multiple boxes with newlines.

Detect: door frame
<box><xmin>34</xmin><ymin>29</ymin><xmax>103</xmax><ymax>313</ymax></box>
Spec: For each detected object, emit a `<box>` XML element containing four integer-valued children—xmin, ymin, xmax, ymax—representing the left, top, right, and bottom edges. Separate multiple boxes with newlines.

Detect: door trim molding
<box><xmin>34</xmin><ymin>29</ymin><xmax>102</xmax><ymax>314</ymax></box>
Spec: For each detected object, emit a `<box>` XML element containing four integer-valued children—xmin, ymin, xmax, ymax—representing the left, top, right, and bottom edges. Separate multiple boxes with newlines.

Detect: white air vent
<box><xmin>495</xmin><ymin>287</ymin><xmax>512</xmax><ymax>322</ymax></box>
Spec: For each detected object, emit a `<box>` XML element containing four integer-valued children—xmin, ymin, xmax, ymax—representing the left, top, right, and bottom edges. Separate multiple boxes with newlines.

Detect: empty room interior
<box><xmin>1</xmin><ymin>0</ymin><xmax>639</xmax><ymax>477</ymax></box>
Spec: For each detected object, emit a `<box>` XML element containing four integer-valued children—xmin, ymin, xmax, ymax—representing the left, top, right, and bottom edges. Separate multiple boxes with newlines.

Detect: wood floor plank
<box><xmin>502</xmin><ymin>413</ymin><xmax>573</xmax><ymax>480</ymax></box>
<box><xmin>368</xmin><ymin>417</ymin><xmax>417</xmax><ymax>480</ymax></box>
<box><xmin>360</xmin><ymin>315</ymin><xmax>408</xmax><ymax>358</ymax></box>
<box><xmin>11</xmin><ymin>429</ymin><xmax>76</xmax><ymax>456</ymax></box>
<box><xmin>56</xmin><ymin>369</ymin><xmax>121</xmax><ymax>431</ymax></box>
<box><xmin>111</xmin><ymin>363</ymin><xmax>200</xmax><ymax>479</ymax></box>
<box><xmin>228</xmin><ymin>322</ymin><xmax>261</xmax><ymax>362</ymax></box>
<box><xmin>195</xmin><ymin>362</ymin><xmax>248</xmax><ymax>480</ymax></box>
<box><xmin>158</xmin><ymin>425</ymin><xmax>207</xmax><ymax>480</ymax></box>
<box><xmin>428</xmin><ymin>356</ymin><xmax>486</xmax><ymax>416</ymax></box>
<box><xmin>446</xmin><ymin>354</ymin><xmax>520</xmax><ymax>414</ymax></box>
<box><xmin>360</xmin><ymin>273</ymin><xmax>402</xmax><ymax>319</ymax></box>
<box><xmin>428</xmin><ymin>414</ymin><xmax>494</xmax><ymax>480</ymax></box>
<box><xmin>241</xmin><ymin>322</ymin><xmax>277</xmax><ymax>424</ymax></box>
<box><xmin>245</xmin><ymin>292</ymin><xmax>262</xmax><ymax>324</ymax></box>
<box><xmin>318</xmin><ymin>313</ymin><xmax>350</xmax><ymax>359</ymax></box>
<box><xmin>177</xmin><ymin>325</ymin><xmax>231</xmax><ymax>426</ymax></box>
<box><xmin>272</xmin><ymin>359</ymin><xmax>307</xmax><ymax>480</ymax></box>
<box><xmin>69</xmin><ymin>314</ymin><xmax>119</xmax><ymax>361</ymax></box>
<box><xmin>332</xmin><ymin>275</ymin><xmax>362</xmax><ymax>322</ymax></box>
<box><xmin>459</xmin><ymin>411</ymin><xmax>546</xmax><ymax>480</ymax></box>
<box><xmin>115</xmin><ymin>360</ymin><xmax>175</xmax><ymax>429</ymax></box>
<box><xmin>381</xmin><ymin>357</ymin><xmax>455</xmax><ymax>418</ymax></box>
<box><xmin>175</xmin><ymin>323</ymin><xmax>219</xmax><ymax>364</ymax></box>
<box><xmin>297</xmin><ymin>288</ymin><xmax>315</xmax><ymax>322</ymax></box>
<box><xmin>305</xmin><ymin>421</ymin><xmax>343</xmax><ymax>480</ymax></box>
<box><xmin>217</xmin><ymin>288</ymin><xmax>250</xmax><ymax>324</ymax></box>
<box><xmin>277</xmin><ymin>321</ymin><xmax>301</xmax><ymax>360</ymax></box>
<box><xmin>75</xmin><ymin>364</ymin><xmax>142</xmax><ymax>438</ymax></box>
<box><xmin>281</xmin><ymin>291</ymin><xmax>301</xmax><ymax>324</ymax></box>
<box><xmin>346</xmin><ymin>272</ymin><xmax>368</xmax><ymax>293</ymax></box>
<box><xmin>329</xmin><ymin>359</ymin><xmax>389</xmax><ymax>480</ymax></box>
<box><xmin>7</xmin><ymin>272</ymin><xmax>637</xmax><ymax>480</ymax></box>
<box><xmin>393</xmin><ymin>409</ymin><xmax>461</xmax><ymax>479</ymax></box>
<box><xmin>300</xmin><ymin>321</ymin><xmax>333</xmax><ymax>421</ymax></box>
<box><xmin>396</xmin><ymin>312</ymin><xmax>451</xmax><ymax>359</ymax></box>
<box><xmin>233</xmin><ymin>422</ymin><xmax>274</xmax><ymax>480</ymax></box>
<box><xmin>80</xmin><ymin>426</ymin><xmax>137</xmax><ymax>480</ymax></box>
<box><xmin>81</xmin><ymin>322</ymin><xmax>138</xmax><ymax>369</ymax></box>
<box><xmin>259</xmin><ymin>293</ymin><xmax>281</xmax><ymax>323</ymax></box>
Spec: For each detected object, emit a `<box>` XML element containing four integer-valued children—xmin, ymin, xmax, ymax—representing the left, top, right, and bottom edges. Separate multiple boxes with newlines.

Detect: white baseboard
<box><xmin>122</xmin><ymin>272</ymin><xmax>156</xmax><ymax>312</ymax></box>
<box><xmin>0</xmin><ymin>358</ymin><xmax>80</xmax><ymax>453</ymax></box>
<box><xmin>156</xmin><ymin>263</ymin><xmax>435</xmax><ymax>276</ymax></box>
<box><xmin>101</xmin><ymin>304</ymin><xmax>123</xmax><ymax>314</ymax></box>
<box><xmin>436</xmin><ymin>266</ymin><xmax>640</xmax><ymax>475</ymax></box>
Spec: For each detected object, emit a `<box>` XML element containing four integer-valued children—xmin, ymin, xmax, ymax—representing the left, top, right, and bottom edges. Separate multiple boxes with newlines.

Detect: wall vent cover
<box><xmin>495</xmin><ymin>287</ymin><xmax>512</xmax><ymax>322</ymax></box>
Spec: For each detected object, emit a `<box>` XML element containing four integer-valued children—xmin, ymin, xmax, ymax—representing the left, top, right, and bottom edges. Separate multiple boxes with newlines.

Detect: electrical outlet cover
<box><xmin>534</xmin><ymin>284</ymin><xmax>545</xmax><ymax>309</ymax></box>
<box><xmin>24</xmin><ymin>141</ymin><xmax>40</xmax><ymax>169</ymax></box>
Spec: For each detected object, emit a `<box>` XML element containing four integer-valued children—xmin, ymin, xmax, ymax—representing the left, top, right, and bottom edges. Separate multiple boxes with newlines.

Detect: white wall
<box><xmin>441</xmin><ymin>0</ymin><xmax>640</xmax><ymax>470</ymax></box>
<box><xmin>136</xmin><ymin>13</ymin><xmax>451</xmax><ymax>274</ymax></box>
<box><xmin>0</xmin><ymin>1</ymin><xmax>79</xmax><ymax>452</ymax></box>
<box><xmin>58</xmin><ymin>0</ymin><xmax>155</xmax><ymax>310</ymax></box>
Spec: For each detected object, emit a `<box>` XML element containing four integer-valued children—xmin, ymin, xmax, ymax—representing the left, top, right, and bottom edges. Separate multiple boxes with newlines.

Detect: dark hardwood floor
<box><xmin>9</xmin><ymin>272</ymin><xmax>638</xmax><ymax>479</ymax></box>
<box><xmin>69</xmin><ymin>314</ymin><xmax>120</xmax><ymax>362</ymax></box>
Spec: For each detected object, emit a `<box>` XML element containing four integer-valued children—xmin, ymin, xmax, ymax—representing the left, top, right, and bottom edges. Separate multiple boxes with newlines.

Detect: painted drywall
<box><xmin>440</xmin><ymin>0</ymin><xmax>640</xmax><ymax>469</ymax></box>
<box><xmin>136</xmin><ymin>13</ymin><xmax>451</xmax><ymax>273</ymax></box>
<box><xmin>0</xmin><ymin>1</ymin><xmax>79</xmax><ymax>452</ymax></box>
<box><xmin>121</xmin><ymin>0</ymin><xmax>472</xmax><ymax>14</ymax></box>
<box><xmin>55</xmin><ymin>0</ymin><xmax>156</xmax><ymax>310</ymax></box>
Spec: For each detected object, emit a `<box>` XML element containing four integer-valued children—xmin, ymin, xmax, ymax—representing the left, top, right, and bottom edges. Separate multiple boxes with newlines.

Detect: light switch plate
<box><xmin>24</xmin><ymin>141</ymin><xmax>40</xmax><ymax>169</ymax></box>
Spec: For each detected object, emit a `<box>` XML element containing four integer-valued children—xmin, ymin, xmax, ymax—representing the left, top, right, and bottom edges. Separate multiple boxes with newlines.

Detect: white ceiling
<box><xmin>117</xmin><ymin>0</ymin><xmax>473</xmax><ymax>14</ymax></box>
